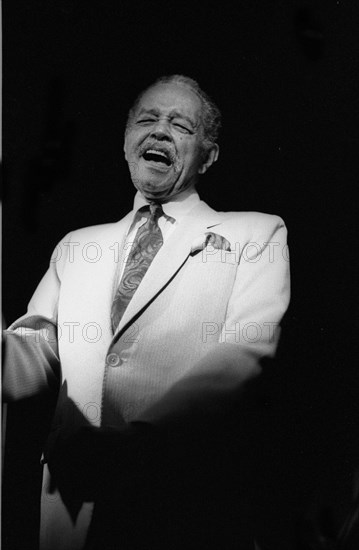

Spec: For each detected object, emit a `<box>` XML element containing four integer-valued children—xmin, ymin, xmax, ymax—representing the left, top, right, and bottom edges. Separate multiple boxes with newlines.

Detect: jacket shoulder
<box><xmin>215</xmin><ymin>211</ymin><xmax>287</xmax><ymax>245</ymax></box>
<box><xmin>220</xmin><ymin>210</ymin><xmax>285</xmax><ymax>229</ymax></box>
<box><xmin>60</xmin><ymin>212</ymin><xmax>133</xmax><ymax>243</ymax></box>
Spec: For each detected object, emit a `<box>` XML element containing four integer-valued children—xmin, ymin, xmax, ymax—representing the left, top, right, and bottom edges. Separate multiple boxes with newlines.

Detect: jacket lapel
<box><xmin>84</xmin><ymin>212</ymin><xmax>133</xmax><ymax>335</ymax></box>
<box><xmin>115</xmin><ymin>201</ymin><xmax>223</xmax><ymax>336</ymax></box>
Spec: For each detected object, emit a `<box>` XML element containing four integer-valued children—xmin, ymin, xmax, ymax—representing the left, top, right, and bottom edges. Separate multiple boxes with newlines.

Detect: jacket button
<box><xmin>107</xmin><ymin>353</ymin><xmax>121</xmax><ymax>367</ymax></box>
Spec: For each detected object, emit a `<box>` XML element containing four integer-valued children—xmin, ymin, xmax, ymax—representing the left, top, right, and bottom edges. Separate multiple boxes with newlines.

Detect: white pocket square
<box><xmin>190</xmin><ymin>232</ymin><xmax>231</xmax><ymax>254</ymax></box>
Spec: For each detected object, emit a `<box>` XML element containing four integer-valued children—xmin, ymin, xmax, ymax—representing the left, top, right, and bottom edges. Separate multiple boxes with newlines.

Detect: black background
<box><xmin>3</xmin><ymin>1</ymin><xmax>359</xmax><ymax>548</ymax></box>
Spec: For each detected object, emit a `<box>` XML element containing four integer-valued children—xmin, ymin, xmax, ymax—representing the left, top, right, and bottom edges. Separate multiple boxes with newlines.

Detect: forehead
<box><xmin>137</xmin><ymin>82</ymin><xmax>202</xmax><ymax>120</ymax></box>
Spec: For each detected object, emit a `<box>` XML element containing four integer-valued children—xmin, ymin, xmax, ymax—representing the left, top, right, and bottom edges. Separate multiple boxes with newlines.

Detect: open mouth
<box><xmin>142</xmin><ymin>149</ymin><xmax>172</xmax><ymax>167</ymax></box>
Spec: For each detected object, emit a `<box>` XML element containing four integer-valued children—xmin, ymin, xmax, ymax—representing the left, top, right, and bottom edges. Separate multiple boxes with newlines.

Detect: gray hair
<box><xmin>126</xmin><ymin>74</ymin><xmax>222</xmax><ymax>151</ymax></box>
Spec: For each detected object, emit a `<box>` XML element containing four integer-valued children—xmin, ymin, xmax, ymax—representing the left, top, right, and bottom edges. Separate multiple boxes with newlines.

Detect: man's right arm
<box><xmin>2</xmin><ymin>234</ymin><xmax>70</xmax><ymax>401</ymax></box>
<box><xmin>3</xmin><ymin>316</ymin><xmax>60</xmax><ymax>401</ymax></box>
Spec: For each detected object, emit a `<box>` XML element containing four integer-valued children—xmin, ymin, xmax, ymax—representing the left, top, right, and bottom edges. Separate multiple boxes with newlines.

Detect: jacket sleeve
<box><xmin>2</xmin><ymin>234</ymin><xmax>71</xmax><ymax>401</ymax></box>
<box><xmin>137</xmin><ymin>215</ymin><xmax>290</xmax><ymax>426</ymax></box>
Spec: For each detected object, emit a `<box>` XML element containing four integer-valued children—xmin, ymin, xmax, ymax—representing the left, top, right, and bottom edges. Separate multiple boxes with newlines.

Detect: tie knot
<box><xmin>149</xmin><ymin>202</ymin><xmax>163</xmax><ymax>220</ymax></box>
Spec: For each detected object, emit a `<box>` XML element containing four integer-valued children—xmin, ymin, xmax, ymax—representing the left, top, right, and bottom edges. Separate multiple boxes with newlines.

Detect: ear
<box><xmin>123</xmin><ymin>133</ymin><xmax>129</xmax><ymax>161</ymax></box>
<box><xmin>198</xmin><ymin>144</ymin><xmax>219</xmax><ymax>175</ymax></box>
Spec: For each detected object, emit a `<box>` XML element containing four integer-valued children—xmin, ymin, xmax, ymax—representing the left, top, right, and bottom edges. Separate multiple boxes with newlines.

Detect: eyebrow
<box><xmin>137</xmin><ymin>108</ymin><xmax>198</xmax><ymax>128</ymax></box>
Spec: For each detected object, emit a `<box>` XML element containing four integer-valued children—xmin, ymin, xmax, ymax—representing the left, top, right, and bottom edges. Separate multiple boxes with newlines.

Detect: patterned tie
<box><xmin>111</xmin><ymin>203</ymin><xmax>164</xmax><ymax>332</ymax></box>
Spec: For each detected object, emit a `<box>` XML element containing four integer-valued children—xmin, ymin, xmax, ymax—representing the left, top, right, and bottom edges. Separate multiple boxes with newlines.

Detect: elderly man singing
<box><xmin>3</xmin><ymin>75</ymin><xmax>290</xmax><ymax>550</ymax></box>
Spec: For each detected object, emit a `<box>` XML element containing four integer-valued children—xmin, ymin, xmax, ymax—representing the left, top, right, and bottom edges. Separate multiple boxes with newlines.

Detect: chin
<box><xmin>136</xmin><ymin>177</ymin><xmax>176</xmax><ymax>198</ymax></box>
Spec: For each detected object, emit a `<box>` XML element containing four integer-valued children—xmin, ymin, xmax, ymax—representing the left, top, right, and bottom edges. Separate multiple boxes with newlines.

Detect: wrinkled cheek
<box><xmin>172</xmin><ymin>159</ymin><xmax>182</xmax><ymax>173</ymax></box>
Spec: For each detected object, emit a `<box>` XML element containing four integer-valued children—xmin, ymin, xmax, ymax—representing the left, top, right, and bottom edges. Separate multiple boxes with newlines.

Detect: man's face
<box><xmin>124</xmin><ymin>82</ymin><xmax>211</xmax><ymax>202</ymax></box>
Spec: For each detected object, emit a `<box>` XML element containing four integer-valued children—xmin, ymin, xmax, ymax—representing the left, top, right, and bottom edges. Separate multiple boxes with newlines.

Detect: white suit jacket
<box><xmin>4</xmin><ymin>198</ymin><xmax>290</xmax><ymax>550</ymax></box>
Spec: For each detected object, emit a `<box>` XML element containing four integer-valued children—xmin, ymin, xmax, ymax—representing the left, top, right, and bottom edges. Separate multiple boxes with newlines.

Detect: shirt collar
<box><xmin>132</xmin><ymin>187</ymin><xmax>201</xmax><ymax>224</ymax></box>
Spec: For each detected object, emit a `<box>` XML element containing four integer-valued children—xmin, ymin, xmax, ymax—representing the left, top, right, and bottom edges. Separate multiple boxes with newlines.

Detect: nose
<box><xmin>150</xmin><ymin>119</ymin><xmax>172</xmax><ymax>141</ymax></box>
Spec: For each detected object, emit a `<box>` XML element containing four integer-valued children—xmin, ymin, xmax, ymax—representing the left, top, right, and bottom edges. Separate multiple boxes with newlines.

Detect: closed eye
<box><xmin>137</xmin><ymin>118</ymin><xmax>156</xmax><ymax>124</ymax></box>
<box><xmin>173</xmin><ymin>123</ymin><xmax>193</xmax><ymax>134</ymax></box>
<box><xmin>136</xmin><ymin>118</ymin><xmax>194</xmax><ymax>134</ymax></box>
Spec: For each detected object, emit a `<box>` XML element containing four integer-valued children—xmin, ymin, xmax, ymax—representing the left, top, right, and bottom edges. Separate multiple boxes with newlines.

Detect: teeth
<box><xmin>146</xmin><ymin>149</ymin><xmax>168</xmax><ymax>158</ymax></box>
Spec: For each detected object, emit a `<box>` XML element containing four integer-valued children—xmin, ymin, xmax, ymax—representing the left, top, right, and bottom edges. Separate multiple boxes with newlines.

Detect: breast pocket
<box><xmin>189</xmin><ymin>247</ymin><xmax>238</xmax><ymax>266</ymax></box>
